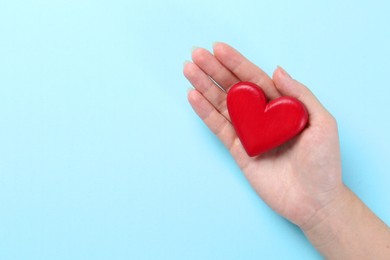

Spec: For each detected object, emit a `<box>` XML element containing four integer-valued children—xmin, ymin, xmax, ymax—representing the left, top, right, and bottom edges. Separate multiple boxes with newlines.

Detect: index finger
<box><xmin>213</xmin><ymin>42</ymin><xmax>280</xmax><ymax>99</ymax></box>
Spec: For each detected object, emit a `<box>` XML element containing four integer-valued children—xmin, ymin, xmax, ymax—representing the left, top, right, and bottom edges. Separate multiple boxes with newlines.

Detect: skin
<box><xmin>184</xmin><ymin>42</ymin><xmax>390</xmax><ymax>259</ymax></box>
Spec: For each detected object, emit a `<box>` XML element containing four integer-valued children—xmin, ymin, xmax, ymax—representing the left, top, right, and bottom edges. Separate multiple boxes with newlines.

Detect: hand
<box><xmin>184</xmin><ymin>43</ymin><xmax>390</xmax><ymax>259</ymax></box>
<box><xmin>184</xmin><ymin>42</ymin><xmax>343</xmax><ymax>228</ymax></box>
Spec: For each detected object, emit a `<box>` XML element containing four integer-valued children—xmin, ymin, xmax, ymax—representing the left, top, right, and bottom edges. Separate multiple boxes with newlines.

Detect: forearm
<box><xmin>302</xmin><ymin>185</ymin><xmax>390</xmax><ymax>259</ymax></box>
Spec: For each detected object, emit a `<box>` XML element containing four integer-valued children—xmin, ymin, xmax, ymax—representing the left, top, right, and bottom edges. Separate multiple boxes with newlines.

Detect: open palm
<box><xmin>184</xmin><ymin>43</ymin><xmax>344</xmax><ymax>228</ymax></box>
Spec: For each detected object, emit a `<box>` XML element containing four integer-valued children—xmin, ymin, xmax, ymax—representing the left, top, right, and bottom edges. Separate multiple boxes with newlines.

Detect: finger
<box><xmin>187</xmin><ymin>89</ymin><xmax>248</xmax><ymax>162</ymax></box>
<box><xmin>272</xmin><ymin>66</ymin><xmax>330</xmax><ymax>121</ymax></box>
<box><xmin>213</xmin><ymin>42</ymin><xmax>280</xmax><ymax>99</ymax></box>
<box><xmin>183</xmin><ymin>61</ymin><xmax>230</xmax><ymax>120</ymax></box>
<box><xmin>191</xmin><ymin>47</ymin><xmax>240</xmax><ymax>91</ymax></box>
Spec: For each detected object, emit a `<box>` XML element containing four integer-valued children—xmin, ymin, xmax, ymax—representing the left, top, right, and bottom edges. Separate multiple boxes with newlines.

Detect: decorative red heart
<box><xmin>227</xmin><ymin>82</ymin><xmax>308</xmax><ymax>157</ymax></box>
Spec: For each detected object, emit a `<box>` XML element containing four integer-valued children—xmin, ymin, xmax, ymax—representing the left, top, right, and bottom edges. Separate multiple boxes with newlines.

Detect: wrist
<box><xmin>300</xmin><ymin>185</ymin><xmax>390</xmax><ymax>259</ymax></box>
<box><xmin>300</xmin><ymin>185</ymin><xmax>357</xmax><ymax>248</ymax></box>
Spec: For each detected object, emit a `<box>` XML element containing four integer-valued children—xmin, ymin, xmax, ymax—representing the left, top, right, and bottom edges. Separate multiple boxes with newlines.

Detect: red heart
<box><xmin>227</xmin><ymin>82</ymin><xmax>308</xmax><ymax>157</ymax></box>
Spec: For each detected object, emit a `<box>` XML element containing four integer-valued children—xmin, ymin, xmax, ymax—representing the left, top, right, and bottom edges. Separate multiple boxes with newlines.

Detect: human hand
<box><xmin>184</xmin><ymin>43</ymin><xmax>390</xmax><ymax>259</ymax></box>
<box><xmin>184</xmin><ymin>42</ymin><xmax>343</xmax><ymax>229</ymax></box>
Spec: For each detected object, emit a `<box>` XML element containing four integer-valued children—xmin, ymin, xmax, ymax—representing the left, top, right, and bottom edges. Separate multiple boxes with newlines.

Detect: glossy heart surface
<box><xmin>227</xmin><ymin>82</ymin><xmax>308</xmax><ymax>157</ymax></box>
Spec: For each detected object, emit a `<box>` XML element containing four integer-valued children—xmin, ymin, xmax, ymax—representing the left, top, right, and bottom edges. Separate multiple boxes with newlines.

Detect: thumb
<box><xmin>272</xmin><ymin>66</ymin><xmax>329</xmax><ymax>120</ymax></box>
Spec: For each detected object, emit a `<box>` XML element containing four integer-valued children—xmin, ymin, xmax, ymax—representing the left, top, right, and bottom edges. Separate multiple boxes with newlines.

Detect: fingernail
<box><xmin>277</xmin><ymin>66</ymin><xmax>292</xmax><ymax>78</ymax></box>
<box><xmin>212</xmin><ymin>41</ymin><xmax>221</xmax><ymax>48</ymax></box>
<box><xmin>191</xmin><ymin>46</ymin><xmax>200</xmax><ymax>53</ymax></box>
<box><xmin>187</xmin><ymin>87</ymin><xmax>194</xmax><ymax>95</ymax></box>
<box><xmin>183</xmin><ymin>60</ymin><xmax>191</xmax><ymax>67</ymax></box>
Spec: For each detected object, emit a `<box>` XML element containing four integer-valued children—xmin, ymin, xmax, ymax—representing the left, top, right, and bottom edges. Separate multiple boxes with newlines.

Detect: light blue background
<box><xmin>1</xmin><ymin>0</ymin><xmax>389</xmax><ymax>259</ymax></box>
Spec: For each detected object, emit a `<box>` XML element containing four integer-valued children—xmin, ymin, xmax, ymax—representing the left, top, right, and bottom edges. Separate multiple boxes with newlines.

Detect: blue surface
<box><xmin>1</xmin><ymin>1</ymin><xmax>389</xmax><ymax>259</ymax></box>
